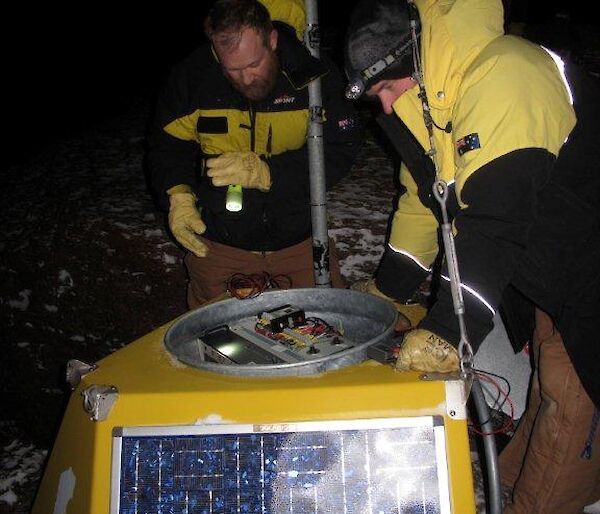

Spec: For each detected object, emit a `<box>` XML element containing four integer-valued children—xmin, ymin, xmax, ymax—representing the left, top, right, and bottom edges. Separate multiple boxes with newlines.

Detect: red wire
<box><xmin>226</xmin><ymin>272</ymin><xmax>293</xmax><ymax>299</ymax></box>
<box><xmin>469</xmin><ymin>371</ymin><xmax>516</xmax><ymax>436</ymax></box>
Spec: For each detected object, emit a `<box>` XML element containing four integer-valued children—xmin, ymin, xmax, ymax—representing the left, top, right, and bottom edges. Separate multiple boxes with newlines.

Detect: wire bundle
<box><xmin>226</xmin><ymin>272</ymin><xmax>293</xmax><ymax>299</ymax></box>
<box><xmin>469</xmin><ymin>369</ymin><xmax>516</xmax><ymax>436</ymax></box>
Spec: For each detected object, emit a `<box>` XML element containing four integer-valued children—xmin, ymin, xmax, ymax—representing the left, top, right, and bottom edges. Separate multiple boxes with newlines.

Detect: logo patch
<box><xmin>337</xmin><ymin>117</ymin><xmax>356</xmax><ymax>131</ymax></box>
<box><xmin>273</xmin><ymin>94</ymin><xmax>296</xmax><ymax>105</ymax></box>
<box><xmin>456</xmin><ymin>133</ymin><xmax>481</xmax><ymax>156</ymax></box>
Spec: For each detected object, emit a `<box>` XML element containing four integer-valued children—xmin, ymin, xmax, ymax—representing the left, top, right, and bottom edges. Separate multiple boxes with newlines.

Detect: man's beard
<box><xmin>231</xmin><ymin>55</ymin><xmax>279</xmax><ymax>102</ymax></box>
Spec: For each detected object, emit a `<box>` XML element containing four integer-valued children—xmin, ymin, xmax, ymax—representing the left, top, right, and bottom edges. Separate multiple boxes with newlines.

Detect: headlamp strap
<box><xmin>361</xmin><ymin>35</ymin><xmax>416</xmax><ymax>81</ymax></box>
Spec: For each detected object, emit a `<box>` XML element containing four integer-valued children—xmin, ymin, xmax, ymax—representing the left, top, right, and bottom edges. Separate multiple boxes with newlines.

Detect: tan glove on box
<box><xmin>206</xmin><ymin>152</ymin><xmax>271</xmax><ymax>191</ymax></box>
<box><xmin>167</xmin><ymin>185</ymin><xmax>208</xmax><ymax>258</ymax></box>
<box><xmin>395</xmin><ymin>329</ymin><xmax>460</xmax><ymax>373</ymax></box>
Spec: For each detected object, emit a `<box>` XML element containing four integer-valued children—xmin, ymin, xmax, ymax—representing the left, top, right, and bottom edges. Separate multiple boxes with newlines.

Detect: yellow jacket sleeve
<box><xmin>388</xmin><ymin>162</ymin><xmax>439</xmax><ymax>270</ymax></box>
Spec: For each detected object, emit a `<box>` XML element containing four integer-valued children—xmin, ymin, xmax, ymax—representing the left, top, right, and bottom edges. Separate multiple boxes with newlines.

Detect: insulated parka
<box><xmin>148</xmin><ymin>22</ymin><xmax>361</xmax><ymax>251</ymax></box>
<box><xmin>375</xmin><ymin>0</ymin><xmax>600</xmax><ymax>406</ymax></box>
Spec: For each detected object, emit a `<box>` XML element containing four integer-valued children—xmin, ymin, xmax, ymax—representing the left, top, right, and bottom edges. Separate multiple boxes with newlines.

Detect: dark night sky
<box><xmin>4</xmin><ymin>7</ymin><xmax>212</xmax><ymax>166</ymax></box>
<box><xmin>3</xmin><ymin>4</ymin><xmax>356</xmax><ymax>167</ymax></box>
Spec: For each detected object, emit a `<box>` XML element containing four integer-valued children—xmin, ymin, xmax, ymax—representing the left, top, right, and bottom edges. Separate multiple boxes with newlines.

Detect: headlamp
<box><xmin>345</xmin><ymin>73</ymin><xmax>366</xmax><ymax>100</ymax></box>
<box><xmin>345</xmin><ymin>29</ymin><xmax>419</xmax><ymax>100</ymax></box>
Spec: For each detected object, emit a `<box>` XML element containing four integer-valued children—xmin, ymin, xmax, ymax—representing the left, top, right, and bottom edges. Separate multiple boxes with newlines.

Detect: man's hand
<box><xmin>350</xmin><ymin>278</ymin><xmax>424</xmax><ymax>332</ymax></box>
<box><xmin>167</xmin><ymin>189</ymin><xmax>208</xmax><ymax>257</ymax></box>
<box><xmin>206</xmin><ymin>152</ymin><xmax>271</xmax><ymax>191</ymax></box>
<box><xmin>395</xmin><ymin>329</ymin><xmax>459</xmax><ymax>372</ymax></box>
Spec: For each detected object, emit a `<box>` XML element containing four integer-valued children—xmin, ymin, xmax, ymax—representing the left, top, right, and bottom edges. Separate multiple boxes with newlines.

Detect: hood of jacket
<box><xmin>390</xmin><ymin>0</ymin><xmax>505</xmax><ymax>183</ymax></box>
<box><xmin>413</xmin><ymin>0</ymin><xmax>504</xmax><ymax>113</ymax></box>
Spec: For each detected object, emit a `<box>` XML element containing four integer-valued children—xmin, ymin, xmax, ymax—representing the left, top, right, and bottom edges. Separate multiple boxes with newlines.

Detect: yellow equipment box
<box><xmin>32</xmin><ymin>289</ymin><xmax>475</xmax><ymax>514</ymax></box>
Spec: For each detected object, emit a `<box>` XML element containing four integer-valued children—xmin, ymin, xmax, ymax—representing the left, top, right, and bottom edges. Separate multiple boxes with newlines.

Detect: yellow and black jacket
<box><xmin>374</xmin><ymin>0</ymin><xmax>600</xmax><ymax>405</ymax></box>
<box><xmin>148</xmin><ymin>22</ymin><xmax>361</xmax><ymax>251</ymax></box>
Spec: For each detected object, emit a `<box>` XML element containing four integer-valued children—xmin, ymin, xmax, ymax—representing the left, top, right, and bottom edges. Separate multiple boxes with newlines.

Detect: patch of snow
<box><xmin>114</xmin><ymin>221</ymin><xmax>137</xmax><ymax>229</ymax></box>
<box><xmin>58</xmin><ymin>270</ymin><xmax>73</xmax><ymax>286</ymax></box>
<box><xmin>8</xmin><ymin>290</ymin><xmax>31</xmax><ymax>311</ymax></box>
<box><xmin>57</xmin><ymin>270</ymin><xmax>74</xmax><ymax>297</ymax></box>
<box><xmin>340</xmin><ymin>253</ymin><xmax>384</xmax><ymax>280</ymax></box>
<box><xmin>42</xmin><ymin>387</ymin><xmax>64</xmax><ymax>394</ymax></box>
<box><xmin>163</xmin><ymin>253</ymin><xmax>177</xmax><ymax>265</ymax></box>
<box><xmin>0</xmin><ymin>490</ymin><xmax>17</xmax><ymax>506</ymax></box>
<box><xmin>194</xmin><ymin>414</ymin><xmax>236</xmax><ymax>425</ymax></box>
<box><xmin>0</xmin><ymin>440</ymin><xmax>47</xmax><ymax>505</ymax></box>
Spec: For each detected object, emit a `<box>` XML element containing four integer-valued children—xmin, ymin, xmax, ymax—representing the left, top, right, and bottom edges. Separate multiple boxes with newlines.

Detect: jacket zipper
<box><xmin>249</xmin><ymin>101</ymin><xmax>256</xmax><ymax>152</ymax></box>
<box><xmin>248</xmin><ymin>103</ymin><xmax>269</xmax><ymax>230</ymax></box>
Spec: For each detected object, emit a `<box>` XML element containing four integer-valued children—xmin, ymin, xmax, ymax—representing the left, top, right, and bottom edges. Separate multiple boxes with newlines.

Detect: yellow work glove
<box><xmin>167</xmin><ymin>185</ymin><xmax>208</xmax><ymax>258</ymax></box>
<box><xmin>395</xmin><ymin>329</ymin><xmax>460</xmax><ymax>373</ymax></box>
<box><xmin>350</xmin><ymin>278</ymin><xmax>425</xmax><ymax>332</ymax></box>
<box><xmin>206</xmin><ymin>152</ymin><xmax>271</xmax><ymax>192</ymax></box>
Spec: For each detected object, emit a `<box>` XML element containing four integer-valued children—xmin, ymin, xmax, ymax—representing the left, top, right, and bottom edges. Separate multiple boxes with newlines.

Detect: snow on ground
<box><xmin>0</xmin><ymin>97</ymin><xmax>186</xmax><ymax>513</ymax></box>
<box><xmin>0</xmin><ymin>443</ymin><xmax>46</xmax><ymax>509</ymax></box>
<box><xmin>328</xmin><ymin>130</ymin><xmax>397</xmax><ymax>282</ymax></box>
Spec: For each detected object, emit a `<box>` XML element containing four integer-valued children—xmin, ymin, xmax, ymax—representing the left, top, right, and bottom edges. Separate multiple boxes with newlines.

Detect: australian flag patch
<box><xmin>456</xmin><ymin>133</ymin><xmax>481</xmax><ymax>156</ymax></box>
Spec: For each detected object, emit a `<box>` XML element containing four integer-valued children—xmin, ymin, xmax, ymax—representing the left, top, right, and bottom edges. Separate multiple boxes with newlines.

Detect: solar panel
<box><xmin>111</xmin><ymin>417</ymin><xmax>451</xmax><ymax>514</ymax></box>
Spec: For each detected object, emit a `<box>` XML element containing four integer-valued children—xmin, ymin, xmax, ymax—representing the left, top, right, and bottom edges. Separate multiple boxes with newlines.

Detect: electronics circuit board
<box><xmin>198</xmin><ymin>305</ymin><xmax>354</xmax><ymax>365</ymax></box>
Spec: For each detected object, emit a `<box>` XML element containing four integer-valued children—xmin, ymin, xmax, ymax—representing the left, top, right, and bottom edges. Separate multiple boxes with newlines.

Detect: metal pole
<box><xmin>304</xmin><ymin>0</ymin><xmax>331</xmax><ymax>287</ymax></box>
<box><xmin>471</xmin><ymin>379</ymin><xmax>503</xmax><ymax>514</ymax></box>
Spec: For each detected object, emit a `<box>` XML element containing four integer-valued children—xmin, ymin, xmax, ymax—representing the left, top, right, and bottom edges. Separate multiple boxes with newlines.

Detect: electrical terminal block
<box><xmin>259</xmin><ymin>304</ymin><xmax>306</xmax><ymax>333</ymax></box>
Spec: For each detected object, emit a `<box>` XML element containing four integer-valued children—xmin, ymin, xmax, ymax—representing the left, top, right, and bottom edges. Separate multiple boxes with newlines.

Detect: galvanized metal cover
<box><xmin>164</xmin><ymin>288</ymin><xmax>398</xmax><ymax>376</ymax></box>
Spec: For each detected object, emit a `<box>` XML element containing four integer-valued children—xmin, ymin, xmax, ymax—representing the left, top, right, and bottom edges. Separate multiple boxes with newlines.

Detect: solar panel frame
<box><xmin>111</xmin><ymin>417</ymin><xmax>452</xmax><ymax>514</ymax></box>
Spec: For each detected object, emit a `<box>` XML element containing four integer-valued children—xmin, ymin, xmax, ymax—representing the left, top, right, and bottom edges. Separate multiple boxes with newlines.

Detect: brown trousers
<box><xmin>500</xmin><ymin>309</ymin><xmax>600</xmax><ymax>514</ymax></box>
<box><xmin>184</xmin><ymin>237</ymin><xmax>345</xmax><ymax>309</ymax></box>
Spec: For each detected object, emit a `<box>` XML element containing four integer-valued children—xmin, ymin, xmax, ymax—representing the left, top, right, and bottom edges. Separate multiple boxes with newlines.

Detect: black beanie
<box><xmin>345</xmin><ymin>0</ymin><xmax>420</xmax><ymax>99</ymax></box>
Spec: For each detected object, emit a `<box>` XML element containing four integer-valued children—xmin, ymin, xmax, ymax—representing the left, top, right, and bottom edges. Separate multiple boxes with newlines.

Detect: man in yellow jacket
<box><xmin>148</xmin><ymin>0</ymin><xmax>361</xmax><ymax>307</ymax></box>
<box><xmin>344</xmin><ymin>0</ymin><xmax>600</xmax><ymax>512</ymax></box>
